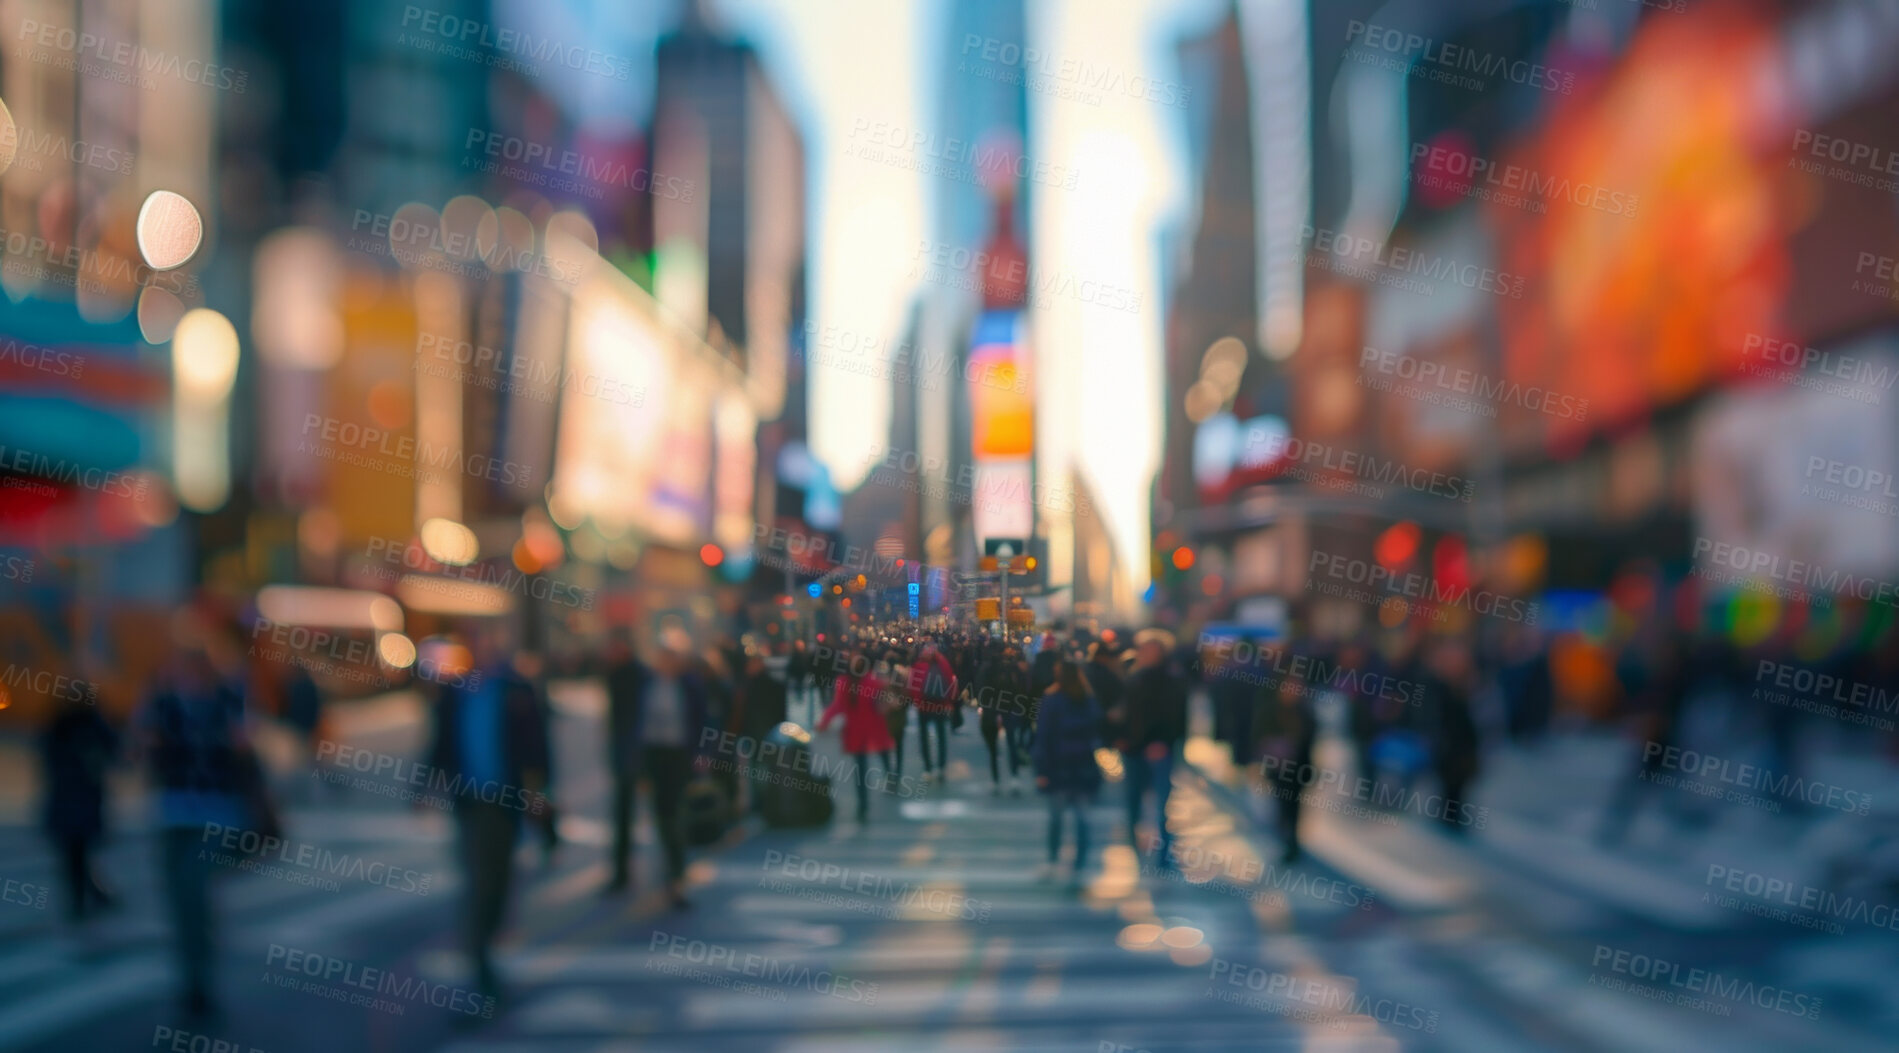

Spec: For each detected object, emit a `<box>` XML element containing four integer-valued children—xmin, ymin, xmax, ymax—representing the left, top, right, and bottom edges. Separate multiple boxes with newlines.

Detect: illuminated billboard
<box><xmin>969</xmin><ymin>310</ymin><xmax>1032</xmax><ymax>460</ymax></box>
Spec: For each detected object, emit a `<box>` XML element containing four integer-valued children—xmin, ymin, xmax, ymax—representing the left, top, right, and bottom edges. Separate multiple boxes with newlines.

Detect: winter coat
<box><xmin>1032</xmin><ymin>690</ymin><xmax>1103</xmax><ymax>796</ymax></box>
<box><xmin>731</xmin><ymin>670</ymin><xmax>788</xmax><ymax>743</ymax></box>
<box><xmin>819</xmin><ymin>674</ymin><xmax>896</xmax><ymax>756</ymax></box>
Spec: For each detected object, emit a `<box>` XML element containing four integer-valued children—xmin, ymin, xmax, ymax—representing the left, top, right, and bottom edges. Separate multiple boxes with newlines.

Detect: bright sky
<box><xmin>714</xmin><ymin>0</ymin><xmax>928</xmax><ymax>491</ymax></box>
<box><xmin>716</xmin><ymin>0</ymin><xmax>1225</xmax><ymax>602</ymax></box>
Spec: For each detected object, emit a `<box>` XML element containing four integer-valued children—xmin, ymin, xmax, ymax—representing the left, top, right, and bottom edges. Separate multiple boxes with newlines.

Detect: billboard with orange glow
<box><xmin>969</xmin><ymin>310</ymin><xmax>1032</xmax><ymax>459</ymax></box>
<box><xmin>1495</xmin><ymin>11</ymin><xmax>1789</xmax><ymax>452</ymax></box>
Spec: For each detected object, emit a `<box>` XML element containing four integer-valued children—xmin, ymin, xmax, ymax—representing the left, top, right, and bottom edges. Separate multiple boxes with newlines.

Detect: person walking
<box><xmin>1029</xmin><ymin>631</ymin><xmax>1060</xmax><ymax>697</ymax></box>
<box><xmin>426</xmin><ymin>621</ymin><xmax>552</xmax><ymax>1002</ymax></box>
<box><xmin>1116</xmin><ymin>629</ymin><xmax>1188</xmax><ymax>865</ymax></box>
<box><xmin>878</xmin><ymin>649</ymin><xmax>911</xmax><ymax>780</ymax></box>
<box><xmin>786</xmin><ymin>639</ymin><xmax>812</xmax><ymax>723</ymax></box>
<box><xmin>1033</xmin><ymin>653</ymin><xmax>1104</xmax><ymax>889</ymax></box>
<box><xmin>730</xmin><ymin>646</ymin><xmax>789</xmax><ymax>745</ymax></box>
<box><xmin>1255</xmin><ymin>678</ymin><xmax>1318</xmax><ymax>862</ymax></box>
<box><xmin>816</xmin><ymin>649</ymin><xmax>896</xmax><ymax>824</ymax></box>
<box><xmin>1082</xmin><ymin>641</ymin><xmax>1125</xmax><ymax>741</ymax></box>
<box><xmin>138</xmin><ymin>618</ymin><xmax>257</xmax><ymax>1019</ymax></box>
<box><xmin>726</xmin><ymin>646</ymin><xmax>787</xmax><ymax>814</ymax></box>
<box><xmin>910</xmin><ymin>641</ymin><xmax>958</xmax><ymax>783</ymax></box>
<box><xmin>1425</xmin><ymin>639</ymin><xmax>1482</xmax><ymax>835</ymax></box>
<box><xmin>604</xmin><ymin>629</ymin><xmax>709</xmax><ymax>906</ymax></box>
<box><xmin>41</xmin><ymin>688</ymin><xmax>118</xmax><ymax>923</ymax></box>
<box><xmin>977</xmin><ymin>644</ymin><xmax>1033</xmax><ymax>795</ymax></box>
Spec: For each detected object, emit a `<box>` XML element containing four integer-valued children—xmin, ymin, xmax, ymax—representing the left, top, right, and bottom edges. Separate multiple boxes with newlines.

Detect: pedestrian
<box><xmin>977</xmin><ymin>644</ymin><xmax>1032</xmax><ymax>795</ymax></box>
<box><xmin>879</xmin><ymin>649</ymin><xmax>910</xmax><ymax>779</ymax></box>
<box><xmin>137</xmin><ymin>616</ymin><xmax>257</xmax><ymax>1019</ymax></box>
<box><xmin>40</xmin><ymin>686</ymin><xmax>118</xmax><ymax>923</ymax></box>
<box><xmin>1498</xmin><ymin>624</ymin><xmax>1554</xmax><ymax>745</ymax></box>
<box><xmin>1255</xmin><ymin>678</ymin><xmax>1317</xmax><ymax>862</ymax></box>
<box><xmin>1116</xmin><ymin>628</ymin><xmax>1188</xmax><ymax>864</ymax></box>
<box><xmin>1033</xmin><ymin>653</ymin><xmax>1104</xmax><ymax>888</ymax></box>
<box><xmin>425</xmin><ymin>619</ymin><xmax>552</xmax><ymax>1001</ymax></box>
<box><xmin>1030</xmin><ymin>631</ymin><xmax>1059</xmax><ymax>697</ymax></box>
<box><xmin>787</xmin><ymin>639</ymin><xmax>811</xmax><ymax>721</ymax></box>
<box><xmin>910</xmin><ymin>641</ymin><xmax>959</xmax><ymax>783</ymax></box>
<box><xmin>1082</xmin><ymin>641</ymin><xmax>1125</xmax><ymax>735</ymax></box>
<box><xmin>604</xmin><ymin>628</ymin><xmax>709</xmax><ymax>907</ymax></box>
<box><xmin>510</xmin><ymin>649</ymin><xmax>561</xmax><ymax>867</ymax></box>
<box><xmin>730</xmin><ymin>645</ymin><xmax>789</xmax><ymax>746</ymax></box>
<box><xmin>1425</xmin><ymin>639</ymin><xmax>1482</xmax><ymax>835</ymax></box>
<box><xmin>1599</xmin><ymin>629</ymin><xmax>1692</xmax><ymax>845</ymax></box>
<box><xmin>1337</xmin><ymin>638</ymin><xmax>1397</xmax><ymax>792</ymax></box>
<box><xmin>816</xmin><ymin>648</ymin><xmax>896</xmax><ymax>824</ymax></box>
<box><xmin>728</xmin><ymin>646</ymin><xmax>788</xmax><ymax>814</ymax></box>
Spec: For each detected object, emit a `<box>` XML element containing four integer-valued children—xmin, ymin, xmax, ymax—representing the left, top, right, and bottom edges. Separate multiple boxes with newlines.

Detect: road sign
<box><xmin>975</xmin><ymin>598</ymin><xmax>1000</xmax><ymax>621</ymax></box>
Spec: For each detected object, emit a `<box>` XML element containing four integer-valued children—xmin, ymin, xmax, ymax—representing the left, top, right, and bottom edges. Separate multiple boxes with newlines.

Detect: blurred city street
<box><xmin>4</xmin><ymin>680</ymin><xmax>1896</xmax><ymax>1051</ymax></box>
<box><xmin>5</xmin><ymin>0</ymin><xmax>1899</xmax><ymax>1048</ymax></box>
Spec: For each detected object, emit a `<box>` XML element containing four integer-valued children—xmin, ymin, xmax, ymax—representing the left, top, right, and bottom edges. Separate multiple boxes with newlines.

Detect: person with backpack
<box><xmin>1033</xmin><ymin>653</ymin><xmax>1104</xmax><ymax>889</ymax></box>
<box><xmin>909</xmin><ymin>641</ymin><xmax>958</xmax><ymax>783</ymax></box>
<box><xmin>817</xmin><ymin>648</ymin><xmax>896</xmax><ymax>824</ymax></box>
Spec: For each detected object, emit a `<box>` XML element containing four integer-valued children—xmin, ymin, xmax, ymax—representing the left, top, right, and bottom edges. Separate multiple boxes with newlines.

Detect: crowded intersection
<box><xmin>5</xmin><ymin>0</ymin><xmax>1899</xmax><ymax>1050</ymax></box>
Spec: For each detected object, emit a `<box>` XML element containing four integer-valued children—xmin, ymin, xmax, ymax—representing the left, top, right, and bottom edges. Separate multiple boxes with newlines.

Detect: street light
<box><xmin>171</xmin><ymin>308</ymin><xmax>241</xmax><ymax>512</ymax></box>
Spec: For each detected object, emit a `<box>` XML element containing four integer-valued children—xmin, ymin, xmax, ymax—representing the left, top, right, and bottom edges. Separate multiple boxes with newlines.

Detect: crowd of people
<box><xmin>30</xmin><ymin>581</ymin><xmax>1899</xmax><ymax>1023</ymax></box>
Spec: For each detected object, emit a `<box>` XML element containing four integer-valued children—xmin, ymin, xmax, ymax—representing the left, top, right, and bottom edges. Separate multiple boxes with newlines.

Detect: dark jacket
<box><xmin>1423</xmin><ymin>675</ymin><xmax>1481</xmax><ymax>787</ymax></box>
<box><xmin>1032</xmin><ymin>690</ymin><xmax>1103</xmax><ymax>795</ymax></box>
<box><xmin>142</xmin><ymin>682</ymin><xmax>246</xmax><ymax>797</ymax></box>
<box><xmin>1030</xmin><ymin>650</ymin><xmax>1059</xmax><ymax>698</ymax></box>
<box><xmin>426</xmin><ymin>669</ymin><xmax>552</xmax><ymax>813</ymax></box>
<box><xmin>1082</xmin><ymin>659</ymin><xmax>1124</xmax><ymax>718</ymax></box>
<box><xmin>1254</xmin><ymin>694</ymin><xmax>1318</xmax><ymax>786</ymax></box>
<box><xmin>977</xmin><ymin>658</ymin><xmax>1035</xmax><ymax>731</ymax></box>
<box><xmin>1120</xmin><ymin>665</ymin><xmax>1188</xmax><ymax>752</ymax></box>
<box><xmin>605</xmin><ymin>659</ymin><xmax>711</xmax><ymax>774</ymax></box>
<box><xmin>731</xmin><ymin>669</ymin><xmax>788</xmax><ymax>742</ymax></box>
<box><xmin>41</xmin><ymin>705</ymin><xmax>118</xmax><ymax>839</ymax></box>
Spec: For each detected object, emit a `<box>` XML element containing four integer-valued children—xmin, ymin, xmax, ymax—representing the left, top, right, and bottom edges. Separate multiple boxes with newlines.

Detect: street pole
<box><xmin>999</xmin><ymin>565</ymin><xmax>1008</xmax><ymax>643</ymax></box>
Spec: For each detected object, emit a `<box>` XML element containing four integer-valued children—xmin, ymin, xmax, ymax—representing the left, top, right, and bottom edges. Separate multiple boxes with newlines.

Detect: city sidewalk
<box><xmin>1179</xmin><ymin>697</ymin><xmax>1899</xmax><ymax>1051</ymax></box>
<box><xmin>1186</xmin><ymin>715</ymin><xmax>1899</xmax><ymax>932</ymax></box>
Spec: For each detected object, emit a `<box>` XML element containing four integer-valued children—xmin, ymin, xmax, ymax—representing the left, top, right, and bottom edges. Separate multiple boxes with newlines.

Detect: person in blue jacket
<box><xmin>1033</xmin><ymin>653</ymin><xmax>1104</xmax><ymax>889</ymax></box>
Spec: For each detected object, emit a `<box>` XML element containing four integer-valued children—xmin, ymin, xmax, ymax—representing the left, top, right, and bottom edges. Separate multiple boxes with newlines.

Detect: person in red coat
<box><xmin>816</xmin><ymin>648</ymin><xmax>897</xmax><ymax>824</ymax></box>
